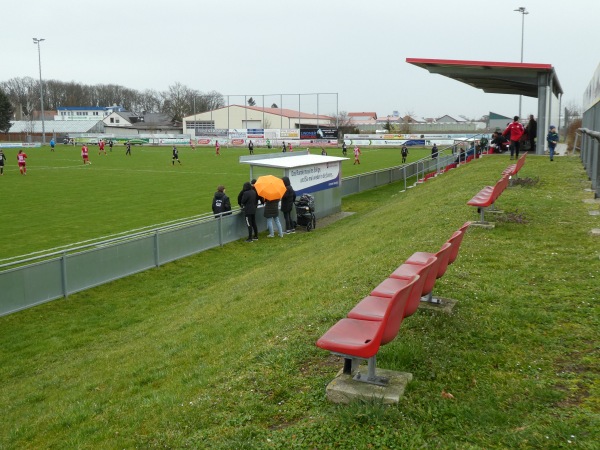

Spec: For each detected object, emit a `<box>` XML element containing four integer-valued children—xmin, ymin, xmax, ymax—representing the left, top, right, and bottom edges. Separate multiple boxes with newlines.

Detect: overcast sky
<box><xmin>1</xmin><ymin>0</ymin><xmax>597</xmax><ymax>120</ymax></box>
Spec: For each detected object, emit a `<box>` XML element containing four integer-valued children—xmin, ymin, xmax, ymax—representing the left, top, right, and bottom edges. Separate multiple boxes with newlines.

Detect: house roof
<box><xmin>57</xmin><ymin>106</ymin><xmax>107</xmax><ymax>111</ymax></box>
<box><xmin>349</xmin><ymin>112</ymin><xmax>378</xmax><ymax>119</ymax></box>
<box><xmin>8</xmin><ymin>120</ymin><xmax>104</xmax><ymax>133</ymax></box>
<box><xmin>196</xmin><ymin>105</ymin><xmax>333</xmax><ymax>121</ymax></box>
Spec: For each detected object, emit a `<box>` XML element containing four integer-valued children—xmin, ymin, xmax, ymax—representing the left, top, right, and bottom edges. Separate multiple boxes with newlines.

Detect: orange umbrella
<box><xmin>254</xmin><ymin>175</ymin><xmax>286</xmax><ymax>201</ymax></box>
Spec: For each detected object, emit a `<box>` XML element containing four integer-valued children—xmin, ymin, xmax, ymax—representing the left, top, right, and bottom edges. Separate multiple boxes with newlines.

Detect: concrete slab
<box><xmin>590</xmin><ymin>229</ymin><xmax>600</xmax><ymax>237</ymax></box>
<box><xmin>589</xmin><ymin>210</ymin><xmax>600</xmax><ymax>216</ymax></box>
<box><xmin>469</xmin><ymin>222</ymin><xmax>495</xmax><ymax>229</ymax></box>
<box><xmin>419</xmin><ymin>296</ymin><xmax>458</xmax><ymax>314</ymax></box>
<box><xmin>583</xmin><ymin>198</ymin><xmax>600</xmax><ymax>204</ymax></box>
<box><xmin>325</xmin><ymin>367</ymin><xmax>413</xmax><ymax>405</ymax></box>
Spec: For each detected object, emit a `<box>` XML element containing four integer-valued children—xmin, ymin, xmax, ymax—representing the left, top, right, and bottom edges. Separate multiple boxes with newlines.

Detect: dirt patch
<box><xmin>315</xmin><ymin>211</ymin><xmax>355</xmax><ymax>229</ymax></box>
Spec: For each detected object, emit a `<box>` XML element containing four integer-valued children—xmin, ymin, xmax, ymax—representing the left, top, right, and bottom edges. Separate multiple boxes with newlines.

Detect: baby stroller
<box><xmin>294</xmin><ymin>193</ymin><xmax>316</xmax><ymax>231</ymax></box>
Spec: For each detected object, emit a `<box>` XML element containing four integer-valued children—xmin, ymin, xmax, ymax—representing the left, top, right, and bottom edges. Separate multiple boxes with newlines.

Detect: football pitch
<box><xmin>0</xmin><ymin>144</ymin><xmax>431</xmax><ymax>260</ymax></box>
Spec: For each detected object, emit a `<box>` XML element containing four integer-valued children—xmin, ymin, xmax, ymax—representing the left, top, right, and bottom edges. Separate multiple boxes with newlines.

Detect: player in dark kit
<box><xmin>172</xmin><ymin>146</ymin><xmax>181</xmax><ymax>165</ymax></box>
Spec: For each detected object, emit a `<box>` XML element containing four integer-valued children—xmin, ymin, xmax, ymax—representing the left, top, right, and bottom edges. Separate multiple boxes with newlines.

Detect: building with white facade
<box><xmin>183</xmin><ymin>105</ymin><xmax>334</xmax><ymax>135</ymax></box>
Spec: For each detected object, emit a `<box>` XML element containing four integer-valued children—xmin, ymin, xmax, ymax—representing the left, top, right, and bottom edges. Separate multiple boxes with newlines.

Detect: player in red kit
<box><xmin>98</xmin><ymin>139</ymin><xmax>106</xmax><ymax>155</ymax></box>
<box><xmin>81</xmin><ymin>144</ymin><xmax>91</xmax><ymax>165</ymax></box>
<box><xmin>215</xmin><ymin>140</ymin><xmax>221</xmax><ymax>156</ymax></box>
<box><xmin>17</xmin><ymin>149</ymin><xmax>27</xmax><ymax>175</ymax></box>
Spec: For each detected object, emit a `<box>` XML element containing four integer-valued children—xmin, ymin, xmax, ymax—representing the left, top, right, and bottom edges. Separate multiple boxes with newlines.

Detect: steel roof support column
<box><xmin>537</xmin><ymin>72</ymin><xmax>549</xmax><ymax>156</ymax></box>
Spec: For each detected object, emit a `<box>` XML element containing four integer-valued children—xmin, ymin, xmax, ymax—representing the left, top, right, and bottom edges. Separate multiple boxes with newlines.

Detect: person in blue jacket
<box><xmin>546</xmin><ymin>125</ymin><xmax>559</xmax><ymax>161</ymax></box>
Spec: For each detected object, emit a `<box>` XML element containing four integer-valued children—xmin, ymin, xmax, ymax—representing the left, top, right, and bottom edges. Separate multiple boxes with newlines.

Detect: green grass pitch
<box><xmin>0</xmin><ymin>143</ymin><xmax>431</xmax><ymax>259</ymax></box>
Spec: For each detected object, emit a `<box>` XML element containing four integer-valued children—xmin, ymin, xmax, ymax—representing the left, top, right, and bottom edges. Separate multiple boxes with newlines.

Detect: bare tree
<box><xmin>0</xmin><ymin>77</ymin><xmax>38</xmax><ymax>120</ymax></box>
<box><xmin>331</xmin><ymin>111</ymin><xmax>357</xmax><ymax>137</ymax></box>
<box><xmin>161</xmin><ymin>82</ymin><xmax>198</xmax><ymax>122</ymax></box>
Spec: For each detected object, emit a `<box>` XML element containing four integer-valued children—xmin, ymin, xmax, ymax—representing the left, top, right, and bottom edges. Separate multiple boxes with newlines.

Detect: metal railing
<box><xmin>0</xmin><ymin>136</ymin><xmax>484</xmax><ymax>317</ymax></box>
<box><xmin>578</xmin><ymin>128</ymin><xmax>600</xmax><ymax>198</ymax></box>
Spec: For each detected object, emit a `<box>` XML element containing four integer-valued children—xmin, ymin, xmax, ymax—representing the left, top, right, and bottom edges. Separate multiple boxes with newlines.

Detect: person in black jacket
<box><xmin>240</xmin><ymin>182</ymin><xmax>259</xmax><ymax>242</ymax></box>
<box><xmin>280</xmin><ymin>176</ymin><xmax>296</xmax><ymax>233</ymax></box>
<box><xmin>212</xmin><ymin>185</ymin><xmax>231</xmax><ymax>217</ymax></box>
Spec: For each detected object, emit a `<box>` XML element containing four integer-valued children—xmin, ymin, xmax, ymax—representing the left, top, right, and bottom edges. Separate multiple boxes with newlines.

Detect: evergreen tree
<box><xmin>0</xmin><ymin>88</ymin><xmax>14</xmax><ymax>133</ymax></box>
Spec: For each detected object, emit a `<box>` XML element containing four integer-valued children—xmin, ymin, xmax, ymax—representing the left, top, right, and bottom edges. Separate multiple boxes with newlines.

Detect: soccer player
<box><xmin>353</xmin><ymin>145</ymin><xmax>361</xmax><ymax>165</ymax></box>
<box><xmin>215</xmin><ymin>140</ymin><xmax>220</xmax><ymax>156</ymax></box>
<box><xmin>81</xmin><ymin>144</ymin><xmax>91</xmax><ymax>164</ymax></box>
<box><xmin>172</xmin><ymin>146</ymin><xmax>181</xmax><ymax>165</ymax></box>
<box><xmin>17</xmin><ymin>149</ymin><xmax>27</xmax><ymax>175</ymax></box>
<box><xmin>0</xmin><ymin>149</ymin><xmax>6</xmax><ymax>175</ymax></box>
<box><xmin>125</xmin><ymin>141</ymin><xmax>131</xmax><ymax>156</ymax></box>
<box><xmin>98</xmin><ymin>139</ymin><xmax>106</xmax><ymax>155</ymax></box>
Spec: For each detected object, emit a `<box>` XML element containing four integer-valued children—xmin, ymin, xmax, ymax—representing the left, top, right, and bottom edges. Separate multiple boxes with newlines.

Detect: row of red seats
<box><xmin>316</xmin><ymin>222</ymin><xmax>472</xmax><ymax>386</ymax></box>
<box><xmin>466</xmin><ymin>153</ymin><xmax>527</xmax><ymax>224</ymax></box>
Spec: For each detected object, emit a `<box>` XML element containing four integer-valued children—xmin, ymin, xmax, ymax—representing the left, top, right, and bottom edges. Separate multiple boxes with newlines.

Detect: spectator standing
<box><xmin>526</xmin><ymin>115</ymin><xmax>537</xmax><ymax>152</ymax></box>
<box><xmin>248</xmin><ymin>140</ymin><xmax>254</xmax><ymax>154</ymax></box>
<box><xmin>264</xmin><ymin>198</ymin><xmax>284</xmax><ymax>238</ymax></box>
<box><xmin>240</xmin><ymin>182</ymin><xmax>259</xmax><ymax>242</ymax></box>
<box><xmin>431</xmin><ymin>143</ymin><xmax>438</xmax><ymax>159</ymax></box>
<box><xmin>212</xmin><ymin>185</ymin><xmax>232</xmax><ymax>217</ymax></box>
<box><xmin>353</xmin><ymin>145</ymin><xmax>361</xmax><ymax>165</ymax></box>
<box><xmin>502</xmin><ymin>116</ymin><xmax>525</xmax><ymax>160</ymax></box>
<box><xmin>81</xmin><ymin>144</ymin><xmax>91</xmax><ymax>165</ymax></box>
<box><xmin>281</xmin><ymin>176</ymin><xmax>296</xmax><ymax>233</ymax></box>
<box><xmin>17</xmin><ymin>149</ymin><xmax>27</xmax><ymax>175</ymax></box>
<box><xmin>172</xmin><ymin>146</ymin><xmax>181</xmax><ymax>165</ymax></box>
<box><xmin>0</xmin><ymin>149</ymin><xmax>6</xmax><ymax>175</ymax></box>
<box><xmin>546</xmin><ymin>125</ymin><xmax>559</xmax><ymax>161</ymax></box>
<box><xmin>401</xmin><ymin>144</ymin><xmax>409</xmax><ymax>163</ymax></box>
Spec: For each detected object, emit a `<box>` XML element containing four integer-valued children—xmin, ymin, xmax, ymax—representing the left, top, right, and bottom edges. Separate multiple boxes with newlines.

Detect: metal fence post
<box><xmin>218</xmin><ymin>215</ymin><xmax>223</xmax><ymax>246</ymax></box>
<box><xmin>154</xmin><ymin>230</ymin><xmax>160</xmax><ymax>267</ymax></box>
<box><xmin>61</xmin><ymin>251</ymin><xmax>68</xmax><ymax>298</ymax></box>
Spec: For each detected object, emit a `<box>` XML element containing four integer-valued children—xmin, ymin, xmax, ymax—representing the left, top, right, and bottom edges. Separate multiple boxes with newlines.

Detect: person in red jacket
<box><xmin>503</xmin><ymin>116</ymin><xmax>525</xmax><ymax>160</ymax></box>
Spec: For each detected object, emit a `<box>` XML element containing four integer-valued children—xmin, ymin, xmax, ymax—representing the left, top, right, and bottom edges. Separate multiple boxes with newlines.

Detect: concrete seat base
<box><xmin>325</xmin><ymin>366</ymin><xmax>413</xmax><ymax>404</ymax></box>
<box><xmin>419</xmin><ymin>296</ymin><xmax>458</xmax><ymax>314</ymax></box>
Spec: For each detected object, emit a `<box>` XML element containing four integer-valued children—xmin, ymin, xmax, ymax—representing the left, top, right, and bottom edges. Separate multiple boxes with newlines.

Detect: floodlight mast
<box><xmin>33</xmin><ymin>38</ymin><xmax>46</xmax><ymax>144</ymax></box>
<box><xmin>514</xmin><ymin>7</ymin><xmax>528</xmax><ymax>118</ymax></box>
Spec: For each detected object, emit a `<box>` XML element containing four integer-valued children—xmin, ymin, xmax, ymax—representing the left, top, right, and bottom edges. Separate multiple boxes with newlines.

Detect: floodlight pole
<box><xmin>33</xmin><ymin>37</ymin><xmax>46</xmax><ymax>144</ymax></box>
<box><xmin>514</xmin><ymin>7</ymin><xmax>528</xmax><ymax>118</ymax></box>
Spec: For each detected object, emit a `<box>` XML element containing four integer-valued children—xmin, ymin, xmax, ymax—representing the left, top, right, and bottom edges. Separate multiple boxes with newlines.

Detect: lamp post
<box><xmin>514</xmin><ymin>7</ymin><xmax>528</xmax><ymax>118</ymax></box>
<box><xmin>33</xmin><ymin>38</ymin><xmax>46</xmax><ymax>144</ymax></box>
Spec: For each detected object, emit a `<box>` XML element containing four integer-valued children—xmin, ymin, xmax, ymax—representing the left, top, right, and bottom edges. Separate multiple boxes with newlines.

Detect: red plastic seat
<box><xmin>389</xmin><ymin>256</ymin><xmax>438</xmax><ymax>317</ymax></box>
<box><xmin>467</xmin><ymin>174</ymin><xmax>510</xmax><ymax>223</ymax></box>
<box><xmin>315</xmin><ymin>277</ymin><xmax>419</xmax><ymax>385</ymax></box>
<box><xmin>316</xmin><ymin>276</ymin><xmax>417</xmax><ymax>356</ymax></box>
<box><xmin>447</xmin><ymin>222</ymin><xmax>472</xmax><ymax>265</ymax></box>
<box><xmin>406</xmin><ymin>241</ymin><xmax>453</xmax><ymax>279</ymax></box>
<box><xmin>348</xmin><ymin>261</ymin><xmax>433</xmax><ymax>322</ymax></box>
